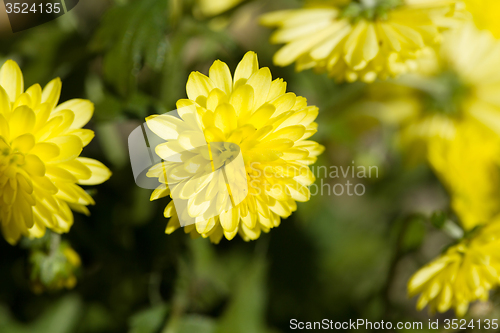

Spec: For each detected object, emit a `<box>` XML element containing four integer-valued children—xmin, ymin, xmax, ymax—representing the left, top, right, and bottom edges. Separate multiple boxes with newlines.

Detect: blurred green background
<box><xmin>1</xmin><ymin>0</ymin><xmax>498</xmax><ymax>332</ymax></box>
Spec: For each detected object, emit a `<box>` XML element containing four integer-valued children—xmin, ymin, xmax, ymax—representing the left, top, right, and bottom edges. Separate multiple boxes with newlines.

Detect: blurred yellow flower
<box><xmin>408</xmin><ymin>217</ymin><xmax>500</xmax><ymax>316</ymax></box>
<box><xmin>463</xmin><ymin>0</ymin><xmax>500</xmax><ymax>39</ymax></box>
<box><xmin>261</xmin><ymin>0</ymin><xmax>458</xmax><ymax>83</ymax></box>
<box><xmin>356</xmin><ymin>23</ymin><xmax>500</xmax><ymax>230</ymax></box>
<box><xmin>0</xmin><ymin>60</ymin><xmax>111</xmax><ymax>245</ymax></box>
<box><xmin>146</xmin><ymin>51</ymin><xmax>324</xmax><ymax>243</ymax></box>
<box><xmin>196</xmin><ymin>0</ymin><xmax>244</xmax><ymax>17</ymax></box>
<box><xmin>428</xmin><ymin>121</ymin><xmax>500</xmax><ymax>231</ymax></box>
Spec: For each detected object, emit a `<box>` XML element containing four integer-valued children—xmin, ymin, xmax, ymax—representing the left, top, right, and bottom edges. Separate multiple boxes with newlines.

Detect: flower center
<box><xmin>340</xmin><ymin>0</ymin><xmax>404</xmax><ymax>21</ymax></box>
<box><xmin>0</xmin><ymin>137</ymin><xmax>24</xmax><ymax>175</ymax></box>
<box><xmin>208</xmin><ymin>142</ymin><xmax>241</xmax><ymax>171</ymax></box>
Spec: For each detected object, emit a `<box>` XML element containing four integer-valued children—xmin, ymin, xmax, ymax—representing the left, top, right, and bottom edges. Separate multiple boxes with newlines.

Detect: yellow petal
<box><xmin>233</xmin><ymin>51</ymin><xmax>259</xmax><ymax>89</ymax></box>
<box><xmin>206</xmin><ymin>88</ymin><xmax>228</xmax><ymax>112</ymax></box>
<box><xmin>267</xmin><ymin>78</ymin><xmax>287</xmax><ymax>102</ymax></box>
<box><xmin>146</xmin><ymin>114</ymin><xmax>185</xmax><ymax>141</ymax></box>
<box><xmin>9</xmin><ymin>106</ymin><xmax>36</xmax><ymax>139</ymax></box>
<box><xmin>0</xmin><ymin>60</ymin><xmax>24</xmax><ymax>102</ymax></box>
<box><xmin>246</xmin><ymin>67</ymin><xmax>272</xmax><ymax>110</ymax></box>
<box><xmin>77</xmin><ymin>157</ymin><xmax>112</xmax><ymax>185</ymax></box>
<box><xmin>214</xmin><ymin>103</ymin><xmax>237</xmax><ymax>136</ymax></box>
<box><xmin>344</xmin><ymin>20</ymin><xmax>368</xmax><ymax>69</ymax></box>
<box><xmin>54</xmin><ymin>99</ymin><xmax>94</xmax><ymax>129</ymax></box>
<box><xmin>11</xmin><ymin>133</ymin><xmax>35</xmax><ymax>154</ymax></box>
<box><xmin>41</xmin><ymin>78</ymin><xmax>62</xmax><ymax>111</ymax></box>
<box><xmin>13</xmin><ymin>95</ymin><xmax>33</xmax><ymax>113</ymax></box>
<box><xmin>264</xmin><ymin>125</ymin><xmax>306</xmax><ymax>142</ymax></box>
<box><xmin>31</xmin><ymin>142</ymin><xmax>60</xmax><ymax>161</ymax></box>
<box><xmin>186</xmin><ymin>72</ymin><xmax>215</xmax><ymax>103</ymax></box>
<box><xmin>248</xmin><ymin>104</ymin><xmax>276</xmax><ymax>128</ymax></box>
<box><xmin>60</xmin><ymin>159</ymin><xmax>92</xmax><ymax>181</ymax></box>
<box><xmin>363</xmin><ymin>23</ymin><xmax>380</xmax><ymax>62</ymax></box>
<box><xmin>209</xmin><ymin>60</ymin><xmax>233</xmax><ymax>96</ymax></box>
<box><xmin>0</xmin><ymin>113</ymin><xmax>10</xmax><ymax>140</ymax></box>
<box><xmin>46</xmin><ymin>165</ymin><xmax>78</xmax><ymax>183</ymax></box>
<box><xmin>230</xmin><ymin>84</ymin><xmax>254</xmax><ymax>118</ymax></box>
<box><xmin>24</xmin><ymin>154</ymin><xmax>46</xmax><ymax>177</ymax></box>
<box><xmin>47</xmin><ymin>135</ymin><xmax>83</xmax><ymax>163</ymax></box>
<box><xmin>165</xmin><ymin>215</ymin><xmax>180</xmax><ymax>234</ymax></box>
<box><xmin>260</xmin><ymin>9</ymin><xmax>292</xmax><ymax>26</ymax></box>
<box><xmin>25</xmin><ymin>84</ymin><xmax>42</xmax><ymax>108</ymax></box>
<box><xmin>70</xmin><ymin>129</ymin><xmax>95</xmax><ymax>147</ymax></box>
<box><xmin>151</xmin><ymin>185</ymin><xmax>170</xmax><ymax>201</ymax></box>
<box><xmin>0</xmin><ymin>86</ymin><xmax>11</xmax><ymax>118</ymax></box>
<box><xmin>219</xmin><ymin>208</ymin><xmax>239</xmax><ymax>232</ymax></box>
<box><xmin>408</xmin><ymin>260</ymin><xmax>448</xmax><ymax>297</ymax></box>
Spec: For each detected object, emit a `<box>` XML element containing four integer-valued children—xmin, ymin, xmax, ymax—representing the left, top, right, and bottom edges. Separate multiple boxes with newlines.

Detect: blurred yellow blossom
<box><xmin>408</xmin><ymin>217</ymin><xmax>500</xmax><ymax>316</ymax></box>
<box><xmin>196</xmin><ymin>0</ymin><xmax>244</xmax><ymax>17</ymax></box>
<box><xmin>354</xmin><ymin>23</ymin><xmax>500</xmax><ymax>231</ymax></box>
<box><xmin>261</xmin><ymin>0</ymin><xmax>458</xmax><ymax>83</ymax></box>
<box><xmin>428</xmin><ymin>121</ymin><xmax>500</xmax><ymax>231</ymax></box>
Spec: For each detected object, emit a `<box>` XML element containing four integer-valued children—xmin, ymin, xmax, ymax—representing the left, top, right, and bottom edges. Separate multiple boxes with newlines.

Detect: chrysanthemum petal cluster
<box><xmin>261</xmin><ymin>0</ymin><xmax>458</xmax><ymax>83</ymax></box>
<box><xmin>379</xmin><ymin>23</ymin><xmax>500</xmax><ymax>316</ymax></box>
<box><xmin>357</xmin><ymin>23</ymin><xmax>500</xmax><ymax>230</ymax></box>
<box><xmin>408</xmin><ymin>218</ymin><xmax>500</xmax><ymax>316</ymax></box>
<box><xmin>0</xmin><ymin>60</ymin><xmax>111</xmax><ymax>245</ymax></box>
<box><xmin>146</xmin><ymin>51</ymin><xmax>324</xmax><ymax>243</ymax></box>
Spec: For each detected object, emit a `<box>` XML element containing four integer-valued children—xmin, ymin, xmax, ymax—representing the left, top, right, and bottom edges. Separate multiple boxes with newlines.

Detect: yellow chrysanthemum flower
<box><xmin>400</xmin><ymin>22</ymin><xmax>500</xmax><ymax>142</ymax></box>
<box><xmin>463</xmin><ymin>0</ymin><xmax>500</xmax><ymax>39</ymax></box>
<box><xmin>427</xmin><ymin>121</ymin><xmax>500</xmax><ymax>231</ymax></box>
<box><xmin>355</xmin><ymin>23</ymin><xmax>500</xmax><ymax>231</ymax></box>
<box><xmin>0</xmin><ymin>60</ymin><xmax>111</xmax><ymax>245</ymax></box>
<box><xmin>261</xmin><ymin>0</ymin><xmax>458</xmax><ymax>83</ymax></box>
<box><xmin>401</xmin><ymin>24</ymin><xmax>500</xmax><ymax>230</ymax></box>
<box><xmin>146</xmin><ymin>51</ymin><xmax>324</xmax><ymax>243</ymax></box>
<box><xmin>408</xmin><ymin>217</ymin><xmax>500</xmax><ymax>316</ymax></box>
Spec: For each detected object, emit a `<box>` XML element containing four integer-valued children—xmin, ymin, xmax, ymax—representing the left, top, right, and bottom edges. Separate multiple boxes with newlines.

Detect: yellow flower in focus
<box><xmin>146</xmin><ymin>51</ymin><xmax>324</xmax><ymax>243</ymax></box>
<box><xmin>463</xmin><ymin>0</ymin><xmax>500</xmax><ymax>39</ymax></box>
<box><xmin>408</xmin><ymin>218</ymin><xmax>500</xmax><ymax>316</ymax></box>
<box><xmin>0</xmin><ymin>60</ymin><xmax>112</xmax><ymax>245</ymax></box>
<box><xmin>261</xmin><ymin>0</ymin><xmax>458</xmax><ymax>83</ymax></box>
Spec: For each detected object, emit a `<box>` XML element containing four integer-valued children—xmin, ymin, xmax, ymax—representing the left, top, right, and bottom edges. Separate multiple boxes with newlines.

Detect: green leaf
<box><xmin>430</xmin><ymin>210</ymin><xmax>447</xmax><ymax>229</ymax></box>
<box><xmin>401</xmin><ymin>217</ymin><xmax>426</xmax><ymax>252</ymax></box>
<box><xmin>129</xmin><ymin>303</ymin><xmax>169</xmax><ymax>333</ymax></box>
<box><xmin>173</xmin><ymin>315</ymin><xmax>216</xmax><ymax>333</ymax></box>
<box><xmin>215</xmin><ymin>258</ymin><xmax>269</xmax><ymax>333</ymax></box>
<box><xmin>91</xmin><ymin>0</ymin><xmax>170</xmax><ymax>96</ymax></box>
<box><xmin>0</xmin><ymin>295</ymin><xmax>82</xmax><ymax>333</ymax></box>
